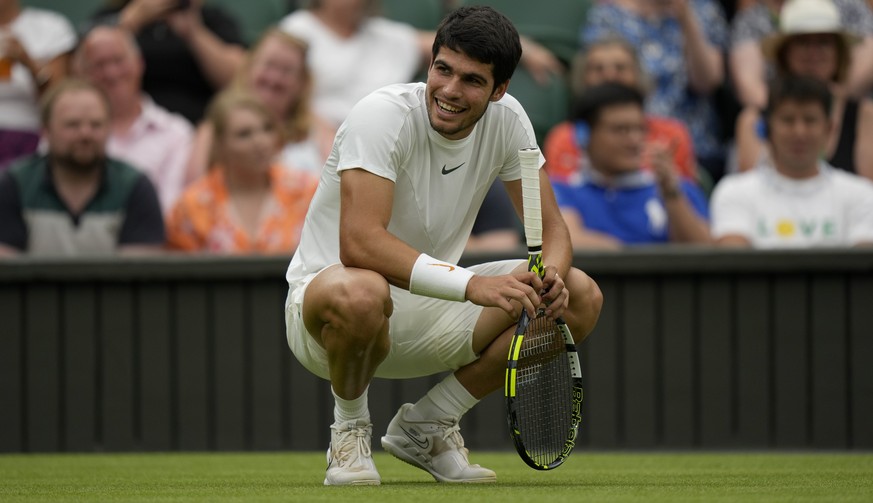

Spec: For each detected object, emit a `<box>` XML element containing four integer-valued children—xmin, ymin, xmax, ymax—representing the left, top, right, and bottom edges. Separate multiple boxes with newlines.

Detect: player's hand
<box><xmin>465</xmin><ymin>271</ymin><xmax>542</xmax><ymax>319</ymax></box>
<box><xmin>540</xmin><ymin>265</ymin><xmax>569</xmax><ymax>320</ymax></box>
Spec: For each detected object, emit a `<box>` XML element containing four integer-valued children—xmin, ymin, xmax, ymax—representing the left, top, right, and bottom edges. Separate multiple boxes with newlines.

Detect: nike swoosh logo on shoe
<box><xmin>441</xmin><ymin>163</ymin><xmax>465</xmax><ymax>175</ymax></box>
<box><xmin>399</xmin><ymin>425</ymin><xmax>430</xmax><ymax>450</ymax></box>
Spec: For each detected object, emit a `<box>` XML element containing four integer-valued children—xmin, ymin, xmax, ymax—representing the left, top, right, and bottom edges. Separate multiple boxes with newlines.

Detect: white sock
<box><xmin>409</xmin><ymin>373</ymin><xmax>479</xmax><ymax>421</ymax></box>
<box><xmin>332</xmin><ymin>385</ymin><xmax>370</xmax><ymax>424</ymax></box>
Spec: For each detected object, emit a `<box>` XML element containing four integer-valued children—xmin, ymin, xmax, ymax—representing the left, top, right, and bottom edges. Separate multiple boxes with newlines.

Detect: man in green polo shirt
<box><xmin>0</xmin><ymin>79</ymin><xmax>165</xmax><ymax>256</ymax></box>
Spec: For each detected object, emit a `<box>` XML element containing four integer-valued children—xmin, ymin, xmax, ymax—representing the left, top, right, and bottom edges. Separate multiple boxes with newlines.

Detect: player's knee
<box><xmin>566</xmin><ymin>268</ymin><xmax>603</xmax><ymax>342</ymax></box>
<box><xmin>327</xmin><ymin>271</ymin><xmax>392</xmax><ymax>339</ymax></box>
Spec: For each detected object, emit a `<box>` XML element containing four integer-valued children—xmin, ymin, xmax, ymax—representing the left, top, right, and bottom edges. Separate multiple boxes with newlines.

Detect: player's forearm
<box><xmin>338</xmin><ymin>228</ymin><xmax>419</xmax><ymax>290</ymax></box>
<box><xmin>541</xmin><ymin>218</ymin><xmax>574</xmax><ymax>276</ymax></box>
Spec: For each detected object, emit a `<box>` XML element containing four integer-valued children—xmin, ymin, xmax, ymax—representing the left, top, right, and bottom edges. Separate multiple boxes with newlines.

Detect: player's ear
<box><xmin>490</xmin><ymin>80</ymin><xmax>509</xmax><ymax>102</ymax></box>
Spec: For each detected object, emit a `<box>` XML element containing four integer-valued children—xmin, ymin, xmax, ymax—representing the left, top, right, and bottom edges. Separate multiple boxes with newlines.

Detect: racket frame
<box><xmin>504</xmin><ymin>147</ymin><xmax>584</xmax><ymax>470</ymax></box>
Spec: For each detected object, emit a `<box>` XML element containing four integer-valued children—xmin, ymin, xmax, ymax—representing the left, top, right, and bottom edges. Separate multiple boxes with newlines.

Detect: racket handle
<box><xmin>519</xmin><ymin>147</ymin><xmax>542</xmax><ymax>249</ymax></box>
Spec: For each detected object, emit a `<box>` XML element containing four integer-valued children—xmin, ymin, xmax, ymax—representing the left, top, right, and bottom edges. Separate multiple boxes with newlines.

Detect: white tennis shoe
<box><xmin>380</xmin><ymin>403</ymin><xmax>496</xmax><ymax>483</ymax></box>
<box><xmin>324</xmin><ymin>419</ymin><xmax>381</xmax><ymax>486</ymax></box>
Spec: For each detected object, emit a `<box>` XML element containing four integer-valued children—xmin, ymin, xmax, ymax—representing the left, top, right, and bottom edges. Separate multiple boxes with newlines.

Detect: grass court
<box><xmin>2</xmin><ymin>451</ymin><xmax>872</xmax><ymax>502</ymax></box>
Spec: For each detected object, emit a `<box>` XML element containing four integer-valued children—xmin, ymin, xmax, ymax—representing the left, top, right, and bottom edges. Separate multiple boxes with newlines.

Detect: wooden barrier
<box><xmin>1</xmin><ymin>248</ymin><xmax>871</xmax><ymax>452</ymax></box>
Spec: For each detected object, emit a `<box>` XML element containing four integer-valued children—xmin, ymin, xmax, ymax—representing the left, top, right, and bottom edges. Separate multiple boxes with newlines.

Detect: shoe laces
<box><xmin>331</xmin><ymin>423</ymin><xmax>372</xmax><ymax>466</ymax></box>
<box><xmin>434</xmin><ymin>419</ymin><xmax>470</xmax><ymax>459</ymax></box>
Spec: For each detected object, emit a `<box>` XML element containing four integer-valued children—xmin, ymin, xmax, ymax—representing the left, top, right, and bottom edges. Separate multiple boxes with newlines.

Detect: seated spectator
<box><xmin>0</xmin><ymin>0</ymin><xmax>76</xmax><ymax>168</ymax></box>
<box><xmin>89</xmin><ymin>0</ymin><xmax>246</xmax><ymax>123</ymax></box>
<box><xmin>733</xmin><ymin>0</ymin><xmax>873</xmax><ymax>179</ymax></box>
<box><xmin>552</xmin><ymin>83</ymin><xmax>712</xmax><ymax>249</ymax></box>
<box><xmin>186</xmin><ymin>28</ymin><xmax>334</xmax><ymax>181</ymax></box>
<box><xmin>279</xmin><ymin>0</ymin><xmax>423</xmax><ymax>126</ymax></box>
<box><xmin>712</xmin><ymin>76</ymin><xmax>873</xmax><ymax>247</ymax></box>
<box><xmin>582</xmin><ymin>0</ymin><xmax>730</xmax><ymax>181</ymax></box>
<box><xmin>280</xmin><ymin>0</ymin><xmax>565</xmax><ymax>126</ymax></box>
<box><xmin>730</xmin><ymin>0</ymin><xmax>873</xmax><ymax>109</ymax></box>
<box><xmin>543</xmin><ymin>36</ymin><xmax>698</xmax><ymax>185</ymax></box>
<box><xmin>75</xmin><ymin>25</ymin><xmax>193</xmax><ymax>215</ymax></box>
<box><xmin>0</xmin><ymin>79</ymin><xmax>165</xmax><ymax>257</ymax></box>
<box><xmin>166</xmin><ymin>90</ymin><xmax>318</xmax><ymax>254</ymax></box>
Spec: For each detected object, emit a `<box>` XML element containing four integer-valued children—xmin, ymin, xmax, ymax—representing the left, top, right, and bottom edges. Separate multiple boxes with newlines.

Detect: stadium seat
<box><xmin>19</xmin><ymin>0</ymin><xmax>105</xmax><ymax>31</ymax></box>
<box><xmin>506</xmin><ymin>66</ymin><xmax>570</xmax><ymax>147</ymax></box>
<box><xmin>380</xmin><ymin>0</ymin><xmax>446</xmax><ymax>31</ymax></box>
<box><xmin>457</xmin><ymin>0</ymin><xmax>591</xmax><ymax>64</ymax></box>
<box><xmin>205</xmin><ymin>0</ymin><xmax>292</xmax><ymax>45</ymax></box>
<box><xmin>19</xmin><ymin>0</ymin><xmax>291</xmax><ymax>44</ymax></box>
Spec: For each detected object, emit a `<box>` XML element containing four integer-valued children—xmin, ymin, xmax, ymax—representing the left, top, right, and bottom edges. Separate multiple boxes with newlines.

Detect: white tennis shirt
<box><xmin>286</xmin><ymin>82</ymin><xmax>540</xmax><ymax>285</ymax></box>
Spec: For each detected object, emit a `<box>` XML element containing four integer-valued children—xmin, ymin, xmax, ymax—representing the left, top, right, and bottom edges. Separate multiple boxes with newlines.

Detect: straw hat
<box><xmin>762</xmin><ymin>0</ymin><xmax>858</xmax><ymax>62</ymax></box>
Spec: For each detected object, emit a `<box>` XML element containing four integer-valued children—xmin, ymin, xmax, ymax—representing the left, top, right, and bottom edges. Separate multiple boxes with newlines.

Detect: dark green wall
<box><xmin>1</xmin><ymin>249</ymin><xmax>872</xmax><ymax>452</ymax></box>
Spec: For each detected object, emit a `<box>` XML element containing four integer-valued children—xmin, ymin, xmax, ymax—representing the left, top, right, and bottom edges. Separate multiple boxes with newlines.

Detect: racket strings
<box><xmin>514</xmin><ymin>315</ymin><xmax>575</xmax><ymax>465</ymax></box>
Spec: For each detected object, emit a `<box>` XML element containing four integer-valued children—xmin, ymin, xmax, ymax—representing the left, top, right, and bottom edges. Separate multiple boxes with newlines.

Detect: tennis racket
<box><xmin>505</xmin><ymin>147</ymin><xmax>583</xmax><ymax>471</ymax></box>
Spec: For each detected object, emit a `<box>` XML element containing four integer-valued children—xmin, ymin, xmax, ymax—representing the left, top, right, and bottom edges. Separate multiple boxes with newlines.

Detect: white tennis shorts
<box><xmin>285</xmin><ymin>259</ymin><xmax>523</xmax><ymax>380</ymax></box>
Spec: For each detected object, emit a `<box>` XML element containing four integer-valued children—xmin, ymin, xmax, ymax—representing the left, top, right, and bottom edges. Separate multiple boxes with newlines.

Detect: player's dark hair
<box><xmin>432</xmin><ymin>5</ymin><xmax>522</xmax><ymax>89</ymax></box>
<box><xmin>763</xmin><ymin>75</ymin><xmax>832</xmax><ymax>129</ymax></box>
<box><xmin>572</xmin><ymin>82</ymin><xmax>644</xmax><ymax>128</ymax></box>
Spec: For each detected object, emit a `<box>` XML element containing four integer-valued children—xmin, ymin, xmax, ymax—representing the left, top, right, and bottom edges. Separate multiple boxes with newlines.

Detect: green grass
<box><xmin>2</xmin><ymin>452</ymin><xmax>872</xmax><ymax>502</ymax></box>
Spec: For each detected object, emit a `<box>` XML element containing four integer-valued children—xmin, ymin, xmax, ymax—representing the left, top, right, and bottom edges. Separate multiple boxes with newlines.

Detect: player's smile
<box><xmin>435</xmin><ymin>98</ymin><xmax>466</xmax><ymax>115</ymax></box>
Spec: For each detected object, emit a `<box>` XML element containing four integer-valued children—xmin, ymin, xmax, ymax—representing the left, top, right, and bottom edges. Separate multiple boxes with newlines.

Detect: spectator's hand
<box><xmin>656</xmin><ymin>0</ymin><xmax>692</xmax><ymax>18</ymax></box>
<box><xmin>166</xmin><ymin>0</ymin><xmax>206</xmax><ymax>41</ymax></box>
<box><xmin>0</xmin><ymin>35</ymin><xmax>33</xmax><ymax>67</ymax></box>
<box><xmin>647</xmin><ymin>141</ymin><xmax>682</xmax><ymax>198</ymax></box>
<box><xmin>653</xmin><ymin>0</ymin><xmax>691</xmax><ymax>17</ymax></box>
<box><xmin>120</xmin><ymin>0</ymin><xmax>182</xmax><ymax>32</ymax></box>
<box><xmin>519</xmin><ymin>36</ymin><xmax>565</xmax><ymax>86</ymax></box>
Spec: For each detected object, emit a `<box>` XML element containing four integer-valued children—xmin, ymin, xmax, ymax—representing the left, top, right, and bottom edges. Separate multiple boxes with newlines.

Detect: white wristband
<box><xmin>409</xmin><ymin>253</ymin><xmax>474</xmax><ymax>302</ymax></box>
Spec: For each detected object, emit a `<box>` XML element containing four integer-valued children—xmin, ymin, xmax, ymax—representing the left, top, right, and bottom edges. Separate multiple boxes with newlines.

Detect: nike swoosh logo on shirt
<box><xmin>399</xmin><ymin>425</ymin><xmax>430</xmax><ymax>450</ymax></box>
<box><xmin>441</xmin><ymin>162</ymin><xmax>465</xmax><ymax>175</ymax></box>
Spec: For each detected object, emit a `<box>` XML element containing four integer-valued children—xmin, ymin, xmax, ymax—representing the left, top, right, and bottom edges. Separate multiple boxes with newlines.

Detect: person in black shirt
<box><xmin>88</xmin><ymin>0</ymin><xmax>246</xmax><ymax>123</ymax></box>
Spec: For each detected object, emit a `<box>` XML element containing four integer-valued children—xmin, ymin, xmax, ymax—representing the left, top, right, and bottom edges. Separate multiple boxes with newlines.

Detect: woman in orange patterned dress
<box><xmin>166</xmin><ymin>90</ymin><xmax>318</xmax><ymax>254</ymax></box>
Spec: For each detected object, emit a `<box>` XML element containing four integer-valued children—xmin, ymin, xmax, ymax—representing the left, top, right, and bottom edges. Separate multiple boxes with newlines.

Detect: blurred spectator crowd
<box><xmin>1</xmin><ymin>0</ymin><xmax>872</xmax><ymax>257</ymax></box>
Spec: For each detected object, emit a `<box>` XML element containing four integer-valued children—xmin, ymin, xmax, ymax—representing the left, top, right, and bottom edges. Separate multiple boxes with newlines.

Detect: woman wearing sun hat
<box><xmin>730</xmin><ymin>0</ymin><xmax>873</xmax><ymax>109</ymax></box>
<box><xmin>732</xmin><ymin>0</ymin><xmax>873</xmax><ymax>179</ymax></box>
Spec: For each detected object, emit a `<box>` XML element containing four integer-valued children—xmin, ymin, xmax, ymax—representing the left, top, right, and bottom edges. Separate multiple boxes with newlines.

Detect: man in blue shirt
<box><xmin>552</xmin><ymin>83</ymin><xmax>711</xmax><ymax>249</ymax></box>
